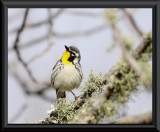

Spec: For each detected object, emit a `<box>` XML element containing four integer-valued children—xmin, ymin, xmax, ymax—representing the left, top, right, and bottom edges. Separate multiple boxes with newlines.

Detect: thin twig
<box><xmin>122</xmin><ymin>9</ymin><xmax>143</xmax><ymax>37</ymax></box>
<box><xmin>28</xmin><ymin>9</ymin><xmax>54</xmax><ymax>64</ymax></box>
<box><xmin>102</xmin><ymin>32</ymin><xmax>152</xmax><ymax>83</ymax></box>
<box><xmin>8</xmin><ymin>10</ymin><xmax>25</xmax><ymax>23</ymax></box>
<box><xmin>13</xmin><ymin>9</ymin><xmax>37</xmax><ymax>83</ymax></box>
<box><xmin>8</xmin><ymin>61</ymin><xmax>51</xmax><ymax>96</ymax></box>
<box><xmin>13</xmin><ymin>9</ymin><xmax>47</xmax><ymax>84</ymax></box>
<box><xmin>9</xmin><ymin>64</ymin><xmax>52</xmax><ymax>103</ymax></box>
<box><xmin>64</xmin><ymin>9</ymin><xmax>103</xmax><ymax>17</ymax></box>
<box><xmin>9</xmin><ymin>12</ymin><xmax>127</xmax><ymax>52</ymax></box>
<box><xmin>54</xmin><ymin>23</ymin><xmax>108</xmax><ymax>38</ymax></box>
<box><xmin>13</xmin><ymin>8</ymin><xmax>29</xmax><ymax>58</ymax></box>
<box><xmin>8</xmin><ymin>23</ymin><xmax>108</xmax><ymax>52</ymax></box>
<box><xmin>112</xmin><ymin>25</ymin><xmax>143</xmax><ymax>76</ymax></box>
<box><xmin>9</xmin><ymin>8</ymin><xmax>65</xmax><ymax>34</ymax></box>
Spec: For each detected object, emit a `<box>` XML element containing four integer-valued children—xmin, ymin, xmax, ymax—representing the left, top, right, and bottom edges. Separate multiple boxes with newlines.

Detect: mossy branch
<box><xmin>40</xmin><ymin>31</ymin><xmax>152</xmax><ymax>124</ymax></box>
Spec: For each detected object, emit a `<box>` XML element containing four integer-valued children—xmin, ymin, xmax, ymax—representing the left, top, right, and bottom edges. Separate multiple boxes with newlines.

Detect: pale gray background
<box><xmin>8</xmin><ymin>8</ymin><xmax>152</xmax><ymax>123</ymax></box>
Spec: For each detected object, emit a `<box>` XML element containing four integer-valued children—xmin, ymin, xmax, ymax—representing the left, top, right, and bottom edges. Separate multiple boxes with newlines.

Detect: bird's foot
<box><xmin>71</xmin><ymin>91</ymin><xmax>78</xmax><ymax>101</ymax></box>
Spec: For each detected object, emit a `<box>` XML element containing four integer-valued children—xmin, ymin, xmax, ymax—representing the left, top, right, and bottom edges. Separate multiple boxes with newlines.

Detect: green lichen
<box><xmin>122</xmin><ymin>34</ymin><xmax>134</xmax><ymax>50</ymax></box>
<box><xmin>104</xmin><ymin>8</ymin><xmax>118</xmax><ymax>25</ymax></box>
<box><xmin>80</xmin><ymin>70</ymin><xmax>103</xmax><ymax>97</ymax></box>
<box><xmin>138</xmin><ymin>61</ymin><xmax>152</xmax><ymax>87</ymax></box>
<box><xmin>41</xmin><ymin>70</ymin><xmax>104</xmax><ymax>124</ymax></box>
<box><xmin>40</xmin><ymin>31</ymin><xmax>152</xmax><ymax>124</ymax></box>
<box><xmin>135</xmin><ymin>31</ymin><xmax>152</xmax><ymax>61</ymax></box>
<box><xmin>106</xmin><ymin>42</ymin><xmax>116</xmax><ymax>52</ymax></box>
<box><xmin>107</xmin><ymin>32</ymin><xmax>152</xmax><ymax>104</ymax></box>
<box><xmin>41</xmin><ymin>99</ymin><xmax>75</xmax><ymax>124</ymax></box>
<box><xmin>71</xmin><ymin>94</ymin><xmax>115</xmax><ymax>123</ymax></box>
<box><xmin>100</xmin><ymin>100</ymin><xmax>115</xmax><ymax>117</ymax></box>
<box><xmin>107</xmin><ymin>59</ymin><xmax>139</xmax><ymax>104</ymax></box>
<box><xmin>138</xmin><ymin>42</ymin><xmax>152</xmax><ymax>62</ymax></box>
<box><xmin>136</xmin><ymin>32</ymin><xmax>152</xmax><ymax>87</ymax></box>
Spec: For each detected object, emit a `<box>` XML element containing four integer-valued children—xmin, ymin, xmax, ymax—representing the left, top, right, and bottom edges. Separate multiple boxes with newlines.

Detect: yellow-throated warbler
<box><xmin>51</xmin><ymin>45</ymin><xmax>83</xmax><ymax>99</ymax></box>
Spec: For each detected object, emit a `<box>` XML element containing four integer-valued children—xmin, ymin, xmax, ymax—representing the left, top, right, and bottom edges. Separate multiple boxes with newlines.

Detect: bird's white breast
<box><xmin>53</xmin><ymin>64</ymin><xmax>82</xmax><ymax>92</ymax></box>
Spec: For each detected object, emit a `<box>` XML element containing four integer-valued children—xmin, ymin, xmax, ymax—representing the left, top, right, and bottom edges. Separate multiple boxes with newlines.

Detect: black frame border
<box><xmin>1</xmin><ymin>0</ymin><xmax>160</xmax><ymax>131</ymax></box>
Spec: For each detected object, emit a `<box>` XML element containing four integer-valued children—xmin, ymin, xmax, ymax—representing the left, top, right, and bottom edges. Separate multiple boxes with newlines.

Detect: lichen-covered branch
<box><xmin>112</xmin><ymin>25</ymin><xmax>143</xmax><ymax>75</ymax></box>
<box><xmin>9</xmin><ymin>9</ymin><xmax>152</xmax><ymax>124</ymax></box>
<box><xmin>40</xmin><ymin>31</ymin><xmax>152</xmax><ymax>124</ymax></box>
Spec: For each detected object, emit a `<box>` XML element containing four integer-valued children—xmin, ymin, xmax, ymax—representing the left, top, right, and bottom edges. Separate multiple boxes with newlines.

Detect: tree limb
<box><xmin>111</xmin><ymin>25</ymin><xmax>144</xmax><ymax>78</ymax></box>
<box><xmin>13</xmin><ymin>9</ymin><xmax>37</xmax><ymax>83</ymax></box>
<box><xmin>27</xmin><ymin>9</ymin><xmax>54</xmax><ymax>64</ymax></box>
<box><xmin>114</xmin><ymin>111</ymin><xmax>152</xmax><ymax>124</ymax></box>
<box><xmin>122</xmin><ymin>9</ymin><xmax>143</xmax><ymax>37</ymax></box>
<box><xmin>13</xmin><ymin>9</ymin><xmax>50</xmax><ymax>85</ymax></box>
<box><xmin>9</xmin><ymin>8</ymin><xmax>65</xmax><ymax>34</ymax></box>
<box><xmin>71</xmin><ymin>31</ymin><xmax>152</xmax><ymax>124</ymax></box>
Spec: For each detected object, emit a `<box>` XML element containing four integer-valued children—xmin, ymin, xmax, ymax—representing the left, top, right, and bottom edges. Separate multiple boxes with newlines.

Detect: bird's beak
<box><xmin>65</xmin><ymin>45</ymin><xmax>69</xmax><ymax>51</ymax></box>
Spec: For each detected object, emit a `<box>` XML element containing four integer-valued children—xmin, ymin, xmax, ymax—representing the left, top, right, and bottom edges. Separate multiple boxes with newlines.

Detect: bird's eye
<box><xmin>71</xmin><ymin>52</ymin><xmax>75</xmax><ymax>56</ymax></box>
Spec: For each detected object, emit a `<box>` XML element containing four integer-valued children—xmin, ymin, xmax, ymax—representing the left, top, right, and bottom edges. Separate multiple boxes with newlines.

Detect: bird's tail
<box><xmin>56</xmin><ymin>89</ymin><xmax>66</xmax><ymax>99</ymax></box>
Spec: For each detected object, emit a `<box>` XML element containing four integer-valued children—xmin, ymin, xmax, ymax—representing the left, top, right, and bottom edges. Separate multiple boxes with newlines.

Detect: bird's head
<box><xmin>62</xmin><ymin>45</ymin><xmax>81</xmax><ymax>65</ymax></box>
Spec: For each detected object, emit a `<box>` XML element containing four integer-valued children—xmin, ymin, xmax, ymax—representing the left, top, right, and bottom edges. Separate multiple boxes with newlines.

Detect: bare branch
<box><xmin>54</xmin><ymin>23</ymin><xmax>108</xmax><ymax>38</ymax></box>
<box><xmin>9</xmin><ymin>8</ymin><xmax>65</xmax><ymax>34</ymax></box>
<box><xmin>102</xmin><ymin>32</ymin><xmax>152</xmax><ymax>83</ymax></box>
<box><xmin>114</xmin><ymin>111</ymin><xmax>152</xmax><ymax>124</ymax></box>
<box><xmin>111</xmin><ymin>25</ymin><xmax>143</xmax><ymax>77</ymax></box>
<box><xmin>9</xmin><ymin>34</ymin><xmax>47</xmax><ymax>51</ymax></box>
<box><xmin>13</xmin><ymin>9</ymin><xmax>37</xmax><ymax>83</ymax></box>
<box><xmin>13</xmin><ymin>9</ymin><xmax>49</xmax><ymax>85</ymax></box>
<box><xmin>8</xmin><ymin>10</ymin><xmax>25</xmax><ymax>23</ymax></box>
<box><xmin>9</xmin><ymin>62</ymin><xmax>52</xmax><ymax>102</ymax></box>
<box><xmin>8</xmin><ymin>23</ymin><xmax>108</xmax><ymax>52</ymax></box>
<box><xmin>9</xmin><ymin>13</ymin><xmax>126</xmax><ymax>52</ymax></box>
<box><xmin>28</xmin><ymin>9</ymin><xmax>54</xmax><ymax>64</ymax></box>
<box><xmin>13</xmin><ymin>8</ymin><xmax>29</xmax><ymax>53</ymax></box>
<box><xmin>64</xmin><ymin>9</ymin><xmax>103</xmax><ymax>17</ymax></box>
<box><xmin>122</xmin><ymin>9</ymin><xmax>143</xmax><ymax>36</ymax></box>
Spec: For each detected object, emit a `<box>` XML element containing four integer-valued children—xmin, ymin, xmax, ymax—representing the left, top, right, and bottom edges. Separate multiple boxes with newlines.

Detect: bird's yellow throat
<box><xmin>62</xmin><ymin>50</ymin><xmax>72</xmax><ymax>65</ymax></box>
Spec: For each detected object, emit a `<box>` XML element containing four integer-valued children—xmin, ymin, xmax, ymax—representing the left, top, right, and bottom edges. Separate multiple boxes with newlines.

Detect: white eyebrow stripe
<box><xmin>69</xmin><ymin>50</ymin><xmax>77</xmax><ymax>55</ymax></box>
<box><xmin>72</xmin><ymin>51</ymin><xmax>77</xmax><ymax>54</ymax></box>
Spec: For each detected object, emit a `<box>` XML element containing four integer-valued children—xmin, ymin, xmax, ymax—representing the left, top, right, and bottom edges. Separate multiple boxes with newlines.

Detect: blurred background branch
<box><xmin>28</xmin><ymin>9</ymin><xmax>54</xmax><ymax>64</ymax></box>
<box><xmin>114</xmin><ymin>111</ymin><xmax>152</xmax><ymax>124</ymax></box>
<box><xmin>8</xmin><ymin>8</ymin><xmax>152</xmax><ymax>124</ymax></box>
<box><xmin>66</xmin><ymin>31</ymin><xmax>152</xmax><ymax>124</ymax></box>
<box><xmin>13</xmin><ymin>9</ymin><xmax>39</xmax><ymax>84</ymax></box>
<box><xmin>122</xmin><ymin>9</ymin><xmax>143</xmax><ymax>37</ymax></box>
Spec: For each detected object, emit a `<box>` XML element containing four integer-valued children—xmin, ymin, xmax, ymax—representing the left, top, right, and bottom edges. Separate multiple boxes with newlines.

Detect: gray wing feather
<box><xmin>51</xmin><ymin>59</ymin><xmax>63</xmax><ymax>86</ymax></box>
<box><xmin>75</xmin><ymin>62</ymin><xmax>83</xmax><ymax>80</ymax></box>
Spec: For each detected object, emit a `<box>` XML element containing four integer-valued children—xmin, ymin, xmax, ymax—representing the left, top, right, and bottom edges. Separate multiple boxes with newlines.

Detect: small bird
<box><xmin>51</xmin><ymin>45</ymin><xmax>83</xmax><ymax>99</ymax></box>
